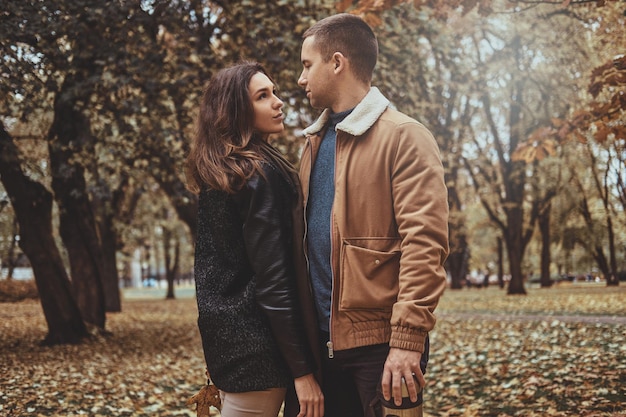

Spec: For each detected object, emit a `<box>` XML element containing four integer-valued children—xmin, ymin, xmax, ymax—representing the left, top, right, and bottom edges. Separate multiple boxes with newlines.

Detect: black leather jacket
<box><xmin>195</xmin><ymin>161</ymin><xmax>315</xmax><ymax>392</ymax></box>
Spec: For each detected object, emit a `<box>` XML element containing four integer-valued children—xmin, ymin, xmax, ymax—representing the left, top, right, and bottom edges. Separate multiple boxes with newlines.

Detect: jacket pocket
<box><xmin>339</xmin><ymin>239</ymin><xmax>400</xmax><ymax>311</ymax></box>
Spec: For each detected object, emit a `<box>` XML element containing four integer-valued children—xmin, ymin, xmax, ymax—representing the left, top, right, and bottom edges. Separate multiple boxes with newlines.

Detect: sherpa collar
<box><xmin>302</xmin><ymin>87</ymin><xmax>390</xmax><ymax>137</ymax></box>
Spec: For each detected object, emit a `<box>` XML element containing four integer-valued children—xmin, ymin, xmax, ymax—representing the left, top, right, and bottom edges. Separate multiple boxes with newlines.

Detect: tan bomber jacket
<box><xmin>299</xmin><ymin>87</ymin><xmax>449</xmax><ymax>354</ymax></box>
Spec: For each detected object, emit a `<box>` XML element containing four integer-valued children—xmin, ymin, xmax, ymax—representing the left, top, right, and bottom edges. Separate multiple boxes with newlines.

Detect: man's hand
<box><xmin>381</xmin><ymin>348</ymin><xmax>423</xmax><ymax>406</ymax></box>
<box><xmin>294</xmin><ymin>373</ymin><xmax>324</xmax><ymax>417</ymax></box>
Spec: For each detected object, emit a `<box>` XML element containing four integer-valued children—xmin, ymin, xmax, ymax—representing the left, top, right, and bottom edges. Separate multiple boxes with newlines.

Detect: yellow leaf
<box><xmin>187</xmin><ymin>383</ymin><xmax>220</xmax><ymax>417</ymax></box>
<box><xmin>511</xmin><ymin>143</ymin><xmax>535</xmax><ymax>163</ymax></box>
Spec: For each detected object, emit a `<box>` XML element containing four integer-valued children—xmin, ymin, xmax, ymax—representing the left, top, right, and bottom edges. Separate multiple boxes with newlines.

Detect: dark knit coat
<box><xmin>194</xmin><ymin>146</ymin><xmax>316</xmax><ymax>394</ymax></box>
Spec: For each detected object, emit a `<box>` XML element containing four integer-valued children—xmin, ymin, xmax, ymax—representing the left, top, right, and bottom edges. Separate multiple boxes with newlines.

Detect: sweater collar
<box><xmin>302</xmin><ymin>87</ymin><xmax>390</xmax><ymax>137</ymax></box>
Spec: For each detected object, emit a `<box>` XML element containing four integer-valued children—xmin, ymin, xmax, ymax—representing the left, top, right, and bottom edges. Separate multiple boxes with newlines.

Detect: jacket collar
<box><xmin>302</xmin><ymin>87</ymin><xmax>390</xmax><ymax>137</ymax></box>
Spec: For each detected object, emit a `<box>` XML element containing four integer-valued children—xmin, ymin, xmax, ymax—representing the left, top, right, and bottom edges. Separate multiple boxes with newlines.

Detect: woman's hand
<box><xmin>294</xmin><ymin>373</ymin><xmax>324</xmax><ymax>417</ymax></box>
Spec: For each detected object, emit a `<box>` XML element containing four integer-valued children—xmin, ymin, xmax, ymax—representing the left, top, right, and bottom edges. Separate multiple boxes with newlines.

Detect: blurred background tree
<box><xmin>1</xmin><ymin>0</ymin><xmax>624</xmax><ymax>343</ymax></box>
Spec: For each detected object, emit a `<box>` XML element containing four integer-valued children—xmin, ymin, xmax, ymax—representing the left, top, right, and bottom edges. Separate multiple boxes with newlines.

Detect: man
<box><xmin>297</xmin><ymin>13</ymin><xmax>449</xmax><ymax>417</ymax></box>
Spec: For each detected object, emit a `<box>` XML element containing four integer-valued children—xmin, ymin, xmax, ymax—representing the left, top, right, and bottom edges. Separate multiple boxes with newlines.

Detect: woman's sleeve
<box><xmin>235</xmin><ymin>165</ymin><xmax>314</xmax><ymax>378</ymax></box>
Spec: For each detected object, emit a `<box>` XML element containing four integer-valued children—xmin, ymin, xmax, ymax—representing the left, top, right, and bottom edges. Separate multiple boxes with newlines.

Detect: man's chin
<box><xmin>309</xmin><ymin>99</ymin><xmax>324</xmax><ymax>109</ymax></box>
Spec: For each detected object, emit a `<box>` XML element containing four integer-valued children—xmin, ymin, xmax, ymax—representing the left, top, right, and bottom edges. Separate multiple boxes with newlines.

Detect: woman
<box><xmin>186</xmin><ymin>62</ymin><xmax>323</xmax><ymax>417</ymax></box>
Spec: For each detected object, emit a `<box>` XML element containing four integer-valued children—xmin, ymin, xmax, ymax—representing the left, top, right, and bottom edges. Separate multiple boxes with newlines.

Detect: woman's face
<box><xmin>248</xmin><ymin>72</ymin><xmax>284</xmax><ymax>136</ymax></box>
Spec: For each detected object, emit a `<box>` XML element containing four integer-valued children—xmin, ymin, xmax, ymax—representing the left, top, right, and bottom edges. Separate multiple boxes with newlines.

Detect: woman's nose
<box><xmin>274</xmin><ymin>97</ymin><xmax>284</xmax><ymax>109</ymax></box>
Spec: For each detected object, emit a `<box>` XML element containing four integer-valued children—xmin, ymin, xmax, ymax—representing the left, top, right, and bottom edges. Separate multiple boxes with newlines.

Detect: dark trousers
<box><xmin>319</xmin><ymin>332</ymin><xmax>388</xmax><ymax>417</ymax></box>
<box><xmin>319</xmin><ymin>332</ymin><xmax>430</xmax><ymax>417</ymax></box>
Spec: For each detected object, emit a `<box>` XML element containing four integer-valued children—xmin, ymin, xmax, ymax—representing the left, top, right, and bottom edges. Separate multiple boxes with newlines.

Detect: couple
<box><xmin>186</xmin><ymin>13</ymin><xmax>449</xmax><ymax>417</ymax></box>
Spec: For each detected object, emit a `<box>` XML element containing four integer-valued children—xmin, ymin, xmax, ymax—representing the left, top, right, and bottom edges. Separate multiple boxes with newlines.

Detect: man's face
<box><xmin>298</xmin><ymin>36</ymin><xmax>336</xmax><ymax>110</ymax></box>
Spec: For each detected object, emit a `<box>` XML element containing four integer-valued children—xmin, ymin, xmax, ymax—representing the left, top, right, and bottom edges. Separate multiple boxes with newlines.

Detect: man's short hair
<box><xmin>303</xmin><ymin>13</ymin><xmax>378</xmax><ymax>84</ymax></box>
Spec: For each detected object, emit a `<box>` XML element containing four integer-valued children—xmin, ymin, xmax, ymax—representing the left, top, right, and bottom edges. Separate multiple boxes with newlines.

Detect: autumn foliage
<box><xmin>1</xmin><ymin>285</ymin><xmax>625</xmax><ymax>417</ymax></box>
<box><xmin>186</xmin><ymin>370</ymin><xmax>221</xmax><ymax>416</ymax></box>
<box><xmin>512</xmin><ymin>53</ymin><xmax>626</xmax><ymax>163</ymax></box>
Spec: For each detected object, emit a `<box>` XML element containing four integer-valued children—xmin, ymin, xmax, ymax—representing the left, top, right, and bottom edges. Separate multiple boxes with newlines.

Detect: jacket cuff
<box><xmin>389</xmin><ymin>325</ymin><xmax>427</xmax><ymax>353</ymax></box>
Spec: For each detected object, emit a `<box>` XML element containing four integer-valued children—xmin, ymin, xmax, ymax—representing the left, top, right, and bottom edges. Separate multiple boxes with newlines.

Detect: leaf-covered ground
<box><xmin>0</xmin><ymin>282</ymin><xmax>624</xmax><ymax>416</ymax></box>
<box><xmin>430</xmin><ymin>283</ymin><xmax>626</xmax><ymax>416</ymax></box>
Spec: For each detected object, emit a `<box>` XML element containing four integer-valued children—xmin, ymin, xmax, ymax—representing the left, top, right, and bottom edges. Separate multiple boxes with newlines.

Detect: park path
<box><xmin>439</xmin><ymin>312</ymin><xmax>626</xmax><ymax>325</ymax></box>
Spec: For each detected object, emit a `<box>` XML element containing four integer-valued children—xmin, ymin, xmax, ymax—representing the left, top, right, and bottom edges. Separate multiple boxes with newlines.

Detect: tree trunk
<box><xmin>506</xmin><ymin>236</ymin><xmax>526</xmax><ymax>295</ymax></box>
<box><xmin>163</xmin><ymin>227</ymin><xmax>180</xmax><ymax>299</ymax></box>
<box><xmin>591</xmin><ymin>244</ymin><xmax>611</xmax><ymax>283</ymax></box>
<box><xmin>163</xmin><ymin>227</ymin><xmax>179</xmax><ymax>299</ymax></box>
<box><xmin>469</xmin><ymin>43</ymin><xmax>534</xmax><ymax>296</ymax></box>
<box><xmin>100</xmin><ymin>175</ymin><xmax>144</xmax><ymax>294</ymax></box>
<box><xmin>538</xmin><ymin>202</ymin><xmax>553</xmax><ymax>288</ymax></box>
<box><xmin>577</xmin><ymin>186</ymin><xmax>615</xmax><ymax>286</ymax></box>
<box><xmin>606</xmin><ymin>216</ymin><xmax>619</xmax><ymax>286</ymax></box>
<box><xmin>0</xmin><ymin>123</ymin><xmax>89</xmax><ymax>345</ymax></box>
<box><xmin>445</xmin><ymin>173</ymin><xmax>469</xmax><ymax>290</ymax></box>
<box><xmin>92</xmin><ymin>175</ymin><xmax>132</xmax><ymax>312</ymax></box>
<box><xmin>583</xmin><ymin>141</ymin><xmax>620</xmax><ymax>287</ymax></box>
<box><xmin>503</xmin><ymin>55</ymin><xmax>531</xmax><ymax>295</ymax></box>
<box><xmin>497</xmin><ymin>236</ymin><xmax>505</xmax><ymax>289</ymax></box>
<box><xmin>6</xmin><ymin>219</ymin><xmax>18</xmax><ymax>281</ymax></box>
<box><xmin>49</xmin><ymin>93</ymin><xmax>106</xmax><ymax>330</ymax></box>
<box><xmin>504</xmin><ymin>165</ymin><xmax>528</xmax><ymax>296</ymax></box>
<box><xmin>503</xmin><ymin>163</ymin><xmax>528</xmax><ymax>295</ymax></box>
<box><xmin>98</xmin><ymin>209</ymin><xmax>122</xmax><ymax>312</ymax></box>
<box><xmin>154</xmin><ymin>167</ymin><xmax>198</xmax><ymax>242</ymax></box>
<box><xmin>445</xmin><ymin>235</ymin><xmax>469</xmax><ymax>290</ymax></box>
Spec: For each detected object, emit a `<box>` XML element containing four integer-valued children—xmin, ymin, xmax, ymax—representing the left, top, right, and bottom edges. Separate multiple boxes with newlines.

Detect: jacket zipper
<box><xmin>302</xmin><ymin>138</ymin><xmax>312</xmax><ymax>289</ymax></box>
<box><xmin>327</xmin><ymin>130</ymin><xmax>341</xmax><ymax>359</ymax></box>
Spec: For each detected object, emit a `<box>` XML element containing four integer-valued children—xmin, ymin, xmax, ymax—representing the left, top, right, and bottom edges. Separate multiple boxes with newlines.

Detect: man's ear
<box><xmin>332</xmin><ymin>52</ymin><xmax>346</xmax><ymax>73</ymax></box>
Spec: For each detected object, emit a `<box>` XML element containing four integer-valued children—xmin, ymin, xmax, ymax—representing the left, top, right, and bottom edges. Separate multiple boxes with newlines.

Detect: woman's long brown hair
<box><xmin>186</xmin><ymin>62</ymin><xmax>270</xmax><ymax>194</ymax></box>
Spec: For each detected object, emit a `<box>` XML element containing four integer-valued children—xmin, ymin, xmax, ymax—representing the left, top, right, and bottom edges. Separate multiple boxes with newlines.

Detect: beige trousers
<box><xmin>219</xmin><ymin>387</ymin><xmax>286</xmax><ymax>417</ymax></box>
